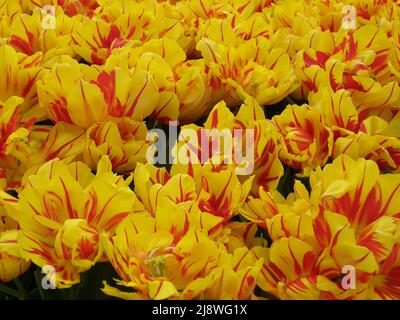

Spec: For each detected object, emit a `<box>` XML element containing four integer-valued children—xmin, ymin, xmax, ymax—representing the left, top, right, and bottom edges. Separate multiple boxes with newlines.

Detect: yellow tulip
<box><xmin>102</xmin><ymin>214</ymin><xmax>223</xmax><ymax>300</ymax></box>
<box><xmin>273</xmin><ymin>104</ymin><xmax>333</xmax><ymax>171</ymax></box>
<box><xmin>0</xmin><ymin>230</ymin><xmax>30</xmax><ymax>283</ymax></box>
<box><xmin>71</xmin><ymin>18</ymin><xmax>129</xmax><ymax>65</ymax></box>
<box><xmin>240</xmin><ymin>155</ymin><xmax>400</xmax><ymax>299</ymax></box>
<box><xmin>252</xmin><ymin>237</ymin><xmax>344</xmax><ymax>300</ymax></box>
<box><xmin>134</xmin><ymin>161</ymin><xmax>252</xmax><ymax>224</ymax></box>
<box><xmin>203</xmin><ymin>247</ymin><xmax>263</xmax><ymax>300</ymax></box>
<box><xmin>0</xmin><ymin>96</ymin><xmax>36</xmax><ymax>189</ymax></box>
<box><xmin>175</xmin><ymin>59</ymin><xmax>214</xmax><ymax>123</ymax></box>
<box><xmin>0</xmin><ymin>156</ymin><xmax>141</xmax><ymax>287</ymax></box>
<box><xmin>82</xmin><ymin>117</ymin><xmax>150</xmax><ymax>174</ymax></box>
<box><xmin>295</xmin><ymin>24</ymin><xmax>400</xmax><ymax>113</ymax></box>
<box><xmin>5</xmin><ymin>9</ymin><xmax>74</xmax><ymax>61</ymax></box>
<box><xmin>38</xmin><ymin>59</ymin><xmax>159</xmax><ymax>128</ymax></box>
<box><xmin>0</xmin><ymin>195</ymin><xmax>30</xmax><ymax>283</ymax></box>
<box><xmin>198</xmin><ymin>37</ymin><xmax>298</xmax><ymax>107</ymax></box>
<box><xmin>172</xmin><ymin>98</ymin><xmax>283</xmax><ymax>195</ymax></box>
<box><xmin>0</xmin><ymin>45</ymin><xmax>44</xmax><ymax>121</ymax></box>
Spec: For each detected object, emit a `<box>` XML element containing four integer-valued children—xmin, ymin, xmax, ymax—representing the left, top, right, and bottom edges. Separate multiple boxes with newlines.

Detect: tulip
<box><xmin>102</xmin><ymin>214</ymin><xmax>223</xmax><ymax>300</ymax></box>
<box><xmin>38</xmin><ymin>59</ymin><xmax>159</xmax><ymax>128</ymax></box>
<box><xmin>1</xmin><ymin>156</ymin><xmax>141</xmax><ymax>287</ymax></box>
<box><xmin>273</xmin><ymin>104</ymin><xmax>333</xmax><ymax>171</ymax></box>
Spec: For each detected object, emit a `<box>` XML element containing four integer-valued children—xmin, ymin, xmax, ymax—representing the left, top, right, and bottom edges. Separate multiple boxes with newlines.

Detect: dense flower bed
<box><xmin>0</xmin><ymin>0</ymin><xmax>399</xmax><ymax>300</ymax></box>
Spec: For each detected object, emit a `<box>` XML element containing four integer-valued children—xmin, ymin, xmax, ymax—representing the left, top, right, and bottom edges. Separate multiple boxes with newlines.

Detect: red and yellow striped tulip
<box><xmin>102</xmin><ymin>214</ymin><xmax>223</xmax><ymax>300</ymax></box>
<box><xmin>82</xmin><ymin>118</ymin><xmax>150</xmax><ymax>174</ymax></box>
<box><xmin>198</xmin><ymin>37</ymin><xmax>298</xmax><ymax>107</ymax></box>
<box><xmin>37</xmin><ymin>59</ymin><xmax>159</xmax><ymax>128</ymax></box>
<box><xmin>0</xmin><ymin>156</ymin><xmax>141</xmax><ymax>287</ymax></box>
<box><xmin>273</xmin><ymin>104</ymin><xmax>333</xmax><ymax>171</ymax></box>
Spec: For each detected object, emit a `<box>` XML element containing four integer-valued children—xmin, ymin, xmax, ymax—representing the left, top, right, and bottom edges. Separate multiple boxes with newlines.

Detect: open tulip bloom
<box><xmin>0</xmin><ymin>0</ymin><xmax>399</xmax><ymax>301</ymax></box>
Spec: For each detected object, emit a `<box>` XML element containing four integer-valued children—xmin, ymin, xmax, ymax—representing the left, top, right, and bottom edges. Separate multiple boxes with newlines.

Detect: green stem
<box><xmin>285</xmin><ymin>95</ymin><xmax>296</xmax><ymax>105</ymax></box>
<box><xmin>13</xmin><ymin>278</ymin><xmax>27</xmax><ymax>296</ymax></box>
<box><xmin>68</xmin><ymin>283</ymin><xmax>81</xmax><ymax>300</ymax></box>
<box><xmin>0</xmin><ymin>282</ymin><xmax>25</xmax><ymax>300</ymax></box>
<box><xmin>34</xmin><ymin>270</ymin><xmax>46</xmax><ymax>300</ymax></box>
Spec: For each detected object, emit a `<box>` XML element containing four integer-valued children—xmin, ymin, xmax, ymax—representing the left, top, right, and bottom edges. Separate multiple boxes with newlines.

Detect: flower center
<box><xmin>144</xmin><ymin>247</ymin><xmax>174</xmax><ymax>278</ymax></box>
<box><xmin>145</xmin><ymin>255</ymin><xmax>166</xmax><ymax>278</ymax></box>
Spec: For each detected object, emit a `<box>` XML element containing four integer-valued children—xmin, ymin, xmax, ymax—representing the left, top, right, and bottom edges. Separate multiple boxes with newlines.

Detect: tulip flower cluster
<box><xmin>0</xmin><ymin>0</ymin><xmax>399</xmax><ymax>300</ymax></box>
